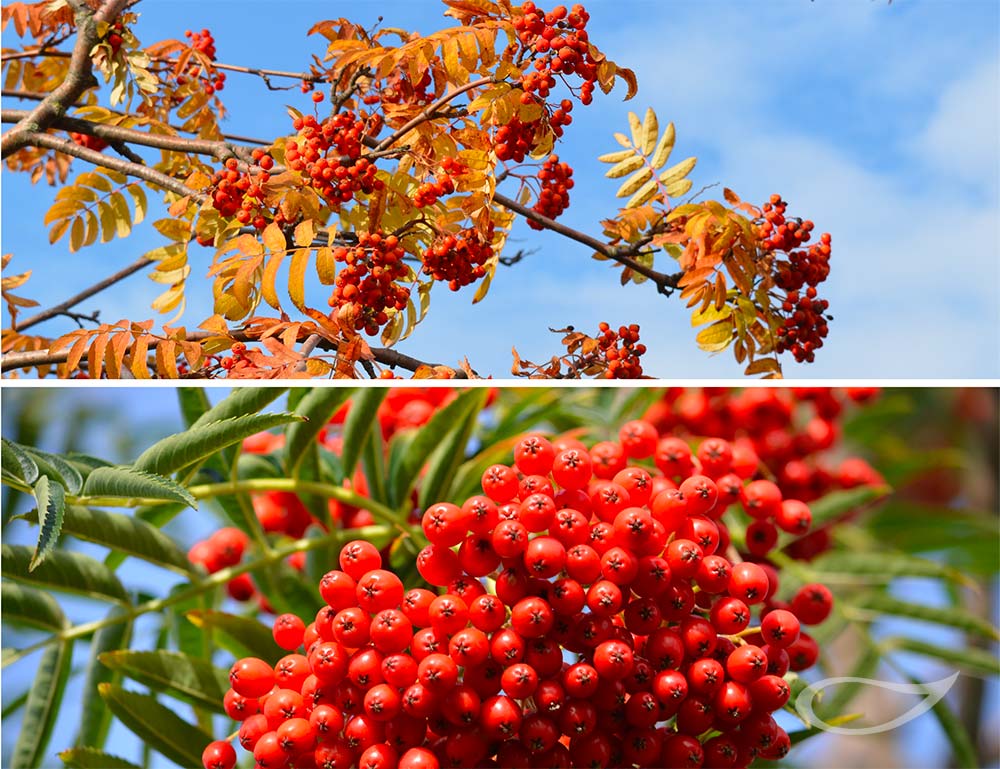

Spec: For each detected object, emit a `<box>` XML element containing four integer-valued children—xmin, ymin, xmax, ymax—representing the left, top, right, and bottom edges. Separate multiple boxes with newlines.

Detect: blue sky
<box><xmin>2</xmin><ymin>0</ymin><xmax>998</xmax><ymax>378</ymax></box>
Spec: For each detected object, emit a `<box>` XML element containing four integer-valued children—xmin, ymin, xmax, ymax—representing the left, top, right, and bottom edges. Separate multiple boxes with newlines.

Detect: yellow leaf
<box><xmin>262</xmin><ymin>222</ymin><xmax>286</xmax><ymax>254</ymax></box>
<box><xmin>628</xmin><ymin>111</ymin><xmax>642</xmax><ymax>148</ymax></box>
<box><xmin>109</xmin><ymin>192</ymin><xmax>131</xmax><ymax>238</ymax></box>
<box><xmin>664</xmin><ymin>179</ymin><xmax>694</xmax><ymax>198</ymax></box>
<box><xmin>613</xmin><ymin>132</ymin><xmax>631</xmax><ymax>149</ymax></box>
<box><xmin>605</xmin><ymin>154</ymin><xmax>644</xmax><ymax>179</ymax></box>
<box><xmin>597</xmin><ymin>149</ymin><xmax>634</xmax><ymax>164</ymax></box>
<box><xmin>650</xmin><ymin>122</ymin><xmax>675</xmax><ymax>169</ymax></box>
<box><xmin>617</xmin><ymin>66</ymin><xmax>638</xmax><ymax>100</ymax></box>
<box><xmin>293</xmin><ymin>219</ymin><xmax>315</xmax><ymax>248</ymax></box>
<box><xmin>659</xmin><ymin>156</ymin><xmax>697</xmax><ymax>186</ymax></box>
<box><xmin>288</xmin><ymin>247</ymin><xmax>309</xmax><ymax>311</ymax></box>
<box><xmin>744</xmin><ymin>358</ymin><xmax>782</xmax><ymax>376</ymax></box>
<box><xmin>153</xmin><ymin>218</ymin><xmax>192</xmax><ymax>242</ymax></box>
<box><xmin>695</xmin><ymin>320</ymin><xmax>733</xmax><ymax>352</ymax></box>
<box><xmin>126</xmin><ymin>184</ymin><xmax>147</xmax><ymax>225</ymax></box>
<box><xmin>625</xmin><ymin>178</ymin><xmax>659</xmax><ymax>209</ymax></box>
<box><xmin>641</xmin><ymin>108</ymin><xmax>658</xmax><ymax>155</ymax></box>
<box><xmin>261</xmin><ymin>251</ymin><xmax>285</xmax><ymax>310</ymax></box>
<box><xmin>691</xmin><ymin>304</ymin><xmax>733</xmax><ymax>327</ymax></box>
<box><xmin>616</xmin><ymin>167</ymin><xmax>653</xmax><ymax>199</ymax></box>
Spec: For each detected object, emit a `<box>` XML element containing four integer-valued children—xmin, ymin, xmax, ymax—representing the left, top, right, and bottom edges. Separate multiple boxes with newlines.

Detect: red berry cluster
<box><xmin>645</xmin><ymin>388</ymin><xmax>883</xmax><ymax>559</ymax></box>
<box><xmin>597</xmin><ymin>322</ymin><xmax>646</xmax><ymax>379</ymax></box>
<box><xmin>756</xmin><ymin>195</ymin><xmax>832</xmax><ymax>364</ymax></box>
<box><xmin>208</xmin><ymin>419</ymin><xmax>840</xmax><ymax>769</ymax></box>
<box><xmin>330</xmin><ymin>232</ymin><xmax>411</xmax><ymax>335</ymax></box>
<box><xmin>69</xmin><ymin>132</ymin><xmax>108</xmax><ymax>153</ymax></box>
<box><xmin>529</xmin><ymin>155</ymin><xmax>573</xmax><ymax>228</ymax></box>
<box><xmin>422</xmin><ymin>227</ymin><xmax>494</xmax><ymax>291</ymax></box>
<box><xmin>412</xmin><ymin>158</ymin><xmax>465</xmax><ymax>208</ymax></box>
<box><xmin>285</xmin><ymin>112</ymin><xmax>385</xmax><ymax>210</ymax></box>
<box><xmin>514</xmin><ymin>3</ymin><xmax>597</xmax><ymax>106</ymax></box>
<box><xmin>494</xmin><ymin>116</ymin><xmax>542</xmax><ymax>163</ymax></box>
<box><xmin>208</xmin><ymin>151</ymin><xmax>276</xmax><ymax>231</ymax></box>
<box><xmin>187</xmin><ymin>526</ymin><xmax>266</xmax><ymax>603</ymax></box>
<box><xmin>179</xmin><ymin>28</ymin><xmax>226</xmax><ymax>94</ymax></box>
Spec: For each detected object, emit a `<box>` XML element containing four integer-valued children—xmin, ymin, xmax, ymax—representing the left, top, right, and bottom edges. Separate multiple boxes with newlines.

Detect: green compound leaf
<box><xmin>2</xmin><ymin>544</ymin><xmax>129</xmax><ymax>604</ymax></box>
<box><xmin>11</xmin><ymin>638</ymin><xmax>74</xmax><ymax>769</ymax></box>
<box><xmin>82</xmin><ymin>465</ymin><xmax>196</xmax><ymax>508</ymax></box>
<box><xmin>60</xmin><ymin>748</ymin><xmax>142</xmax><ymax>769</ymax></box>
<box><xmin>2</xmin><ymin>437</ymin><xmax>39</xmax><ymax>484</ymax></box>
<box><xmin>98</xmin><ymin>685</ymin><xmax>212</xmax><ymax>769</ymax></box>
<box><xmin>1</xmin><ymin>582</ymin><xmax>66</xmax><ymax>632</ymax></box>
<box><xmin>98</xmin><ymin>650</ymin><xmax>230</xmax><ymax>712</ymax></box>
<box><xmin>75</xmin><ymin>607</ymin><xmax>133</xmax><ymax>751</ymax></box>
<box><xmin>133</xmin><ymin>412</ymin><xmax>304</xmax><ymax>478</ymax></box>
<box><xmin>30</xmin><ymin>475</ymin><xmax>66</xmax><ymax>571</ymax></box>
<box><xmin>185</xmin><ymin>610</ymin><xmax>283</xmax><ymax>664</ymax></box>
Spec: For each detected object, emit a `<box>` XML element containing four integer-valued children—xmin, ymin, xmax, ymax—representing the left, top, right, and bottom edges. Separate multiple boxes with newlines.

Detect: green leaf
<box><xmin>2</xmin><ymin>544</ymin><xmax>129</xmax><ymax>604</ymax></box>
<box><xmin>341</xmin><ymin>388</ymin><xmax>387</xmax><ymax>480</ymax></box>
<box><xmin>60</xmin><ymin>748</ymin><xmax>142</xmax><ymax>769</ymax></box>
<box><xmin>189</xmin><ymin>386</ymin><xmax>286</xmax><ymax>429</ymax></box>
<box><xmin>30</xmin><ymin>475</ymin><xmax>66</xmax><ymax>571</ymax></box>
<box><xmin>850</xmin><ymin>593</ymin><xmax>1000</xmax><ymax>640</ymax></box>
<box><xmin>75</xmin><ymin>607</ymin><xmax>132</xmax><ymax>750</ymax></box>
<box><xmin>82</xmin><ymin>465</ymin><xmax>197</xmax><ymax>508</ymax></box>
<box><xmin>885</xmin><ymin>638</ymin><xmax>1000</xmax><ymax>677</ymax></box>
<box><xmin>104</xmin><ymin>503</ymin><xmax>186</xmax><ymax>572</ymax></box>
<box><xmin>168</xmin><ymin>583</ymin><xmax>212</xmax><ymax>660</ymax></box>
<box><xmin>807</xmin><ymin>485</ymin><xmax>891</xmax><ymax>528</ymax></box>
<box><xmin>810</xmin><ymin>551</ymin><xmax>968</xmax><ymax>585</ymax></box>
<box><xmin>361</xmin><ymin>425</ymin><xmax>387</xmax><ymax>506</ymax></box>
<box><xmin>11</xmin><ymin>638</ymin><xmax>74</xmax><ymax>769</ymax></box>
<box><xmin>2</xmin><ymin>437</ymin><xmax>39</xmax><ymax>484</ymax></box>
<box><xmin>285</xmin><ymin>388</ymin><xmax>354</xmax><ymax>475</ymax></box>
<box><xmin>388</xmin><ymin>389</ymin><xmax>485</xmax><ymax>508</ymax></box>
<box><xmin>25</xmin><ymin>447</ymin><xmax>84</xmax><ymax>494</ymax></box>
<box><xmin>185</xmin><ymin>610</ymin><xmax>283</xmax><ymax>664</ymax></box>
<box><xmin>133</xmin><ymin>413</ymin><xmax>304</xmax><ymax>478</ymax></box>
<box><xmin>1</xmin><ymin>582</ymin><xmax>66</xmax><ymax>632</ymax></box>
<box><xmin>98</xmin><ymin>650</ymin><xmax>229</xmax><ymax>712</ymax></box>
<box><xmin>98</xmin><ymin>684</ymin><xmax>212</xmax><ymax>768</ymax></box>
<box><xmin>419</xmin><ymin>390</ymin><xmax>488</xmax><ymax>507</ymax></box>
<box><xmin>22</xmin><ymin>505</ymin><xmax>192</xmax><ymax>575</ymax></box>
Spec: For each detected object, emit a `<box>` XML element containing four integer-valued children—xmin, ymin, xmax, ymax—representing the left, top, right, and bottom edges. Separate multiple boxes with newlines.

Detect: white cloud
<box><xmin>909</xmin><ymin>56</ymin><xmax>1000</xmax><ymax>194</ymax></box>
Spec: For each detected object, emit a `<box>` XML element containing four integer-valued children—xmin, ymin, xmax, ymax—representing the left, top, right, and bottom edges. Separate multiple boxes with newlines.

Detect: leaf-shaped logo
<box><xmin>795</xmin><ymin>672</ymin><xmax>960</xmax><ymax>735</ymax></box>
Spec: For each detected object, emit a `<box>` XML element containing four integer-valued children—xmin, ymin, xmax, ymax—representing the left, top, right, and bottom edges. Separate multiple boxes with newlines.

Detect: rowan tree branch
<box><xmin>373</xmin><ymin>77</ymin><xmax>494</xmax><ymax>153</ymax></box>
<box><xmin>1</xmin><ymin>0</ymin><xmax>131</xmax><ymax>157</ymax></box>
<box><xmin>1</xmin><ymin>329</ymin><xmax>469</xmax><ymax>378</ymax></box>
<box><xmin>20</xmin><ymin>131</ymin><xmax>207</xmax><ymax>201</ymax></box>
<box><xmin>491</xmin><ymin>190</ymin><xmax>683</xmax><ymax>294</ymax></box>
<box><xmin>14</xmin><ymin>255</ymin><xmax>153</xmax><ymax>333</ymax></box>
<box><xmin>1</xmin><ymin>109</ymin><xmax>270</xmax><ymax>167</ymax></box>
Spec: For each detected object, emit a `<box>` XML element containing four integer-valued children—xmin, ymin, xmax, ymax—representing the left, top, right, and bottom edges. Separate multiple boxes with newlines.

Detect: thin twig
<box><xmin>373</xmin><ymin>77</ymin><xmax>494</xmax><ymax>153</ymax></box>
<box><xmin>15</xmin><ymin>256</ymin><xmax>153</xmax><ymax>333</ymax></box>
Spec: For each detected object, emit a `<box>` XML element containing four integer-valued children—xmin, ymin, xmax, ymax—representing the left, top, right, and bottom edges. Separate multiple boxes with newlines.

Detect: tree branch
<box><xmin>373</xmin><ymin>77</ymin><xmax>494</xmax><ymax>153</ymax></box>
<box><xmin>1</xmin><ymin>109</ymin><xmax>272</xmax><ymax>168</ymax></box>
<box><xmin>491</xmin><ymin>190</ymin><xmax>683</xmax><ymax>294</ymax></box>
<box><xmin>1</xmin><ymin>328</ymin><xmax>469</xmax><ymax>378</ymax></box>
<box><xmin>1</xmin><ymin>0</ymin><xmax>131</xmax><ymax>157</ymax></box>
<box><xmin>20</xmin><ymin>131</ymin><xmax>207</xmax><ymax>201</ymax></box>
<box><xmin>14</xmin><ymin>255</ymin><xmax>153</xmax><ymax>333</ymax></box>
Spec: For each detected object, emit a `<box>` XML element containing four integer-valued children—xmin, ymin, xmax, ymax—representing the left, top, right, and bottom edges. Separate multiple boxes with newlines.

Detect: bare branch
<box><xmin>491</xmin><ymin>190</ymin><xmax>682</xmax><ymax>294</ymax></box>
<box><xmin>15</xmin><ymin>255</ymin><xmax>153</xmax><ymax>333</ymax></box>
